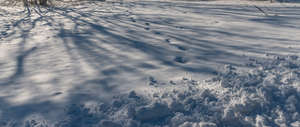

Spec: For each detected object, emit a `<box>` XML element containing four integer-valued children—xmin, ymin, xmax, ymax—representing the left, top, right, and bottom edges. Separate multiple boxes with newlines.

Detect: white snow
<box><xmin>1</xmin><ymin>0</ymin><xmax>300</xmax><ymax>126</ymax></box>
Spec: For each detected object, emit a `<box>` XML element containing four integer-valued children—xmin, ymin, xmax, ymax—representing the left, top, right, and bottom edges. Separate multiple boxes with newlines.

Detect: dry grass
<box><xmin>0</xmin><ymin>0</ymin><xmax>106</xmax><ymax>7</ymax></box>
<box><xmin>0</xmin><ymin>0</ymin><xmax>51</xmax><ymax>6</ymax></box>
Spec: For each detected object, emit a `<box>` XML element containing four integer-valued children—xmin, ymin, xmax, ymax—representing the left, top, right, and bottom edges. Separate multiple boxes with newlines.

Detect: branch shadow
<box><xmin>0</xmin><ymin>1</ymin><xmax>300</xmax><ymax>126</ymax></box>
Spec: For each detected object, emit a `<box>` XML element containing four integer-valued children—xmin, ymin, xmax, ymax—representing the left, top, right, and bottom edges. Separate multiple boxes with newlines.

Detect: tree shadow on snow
<box><xmin>0</xmin><ymin>1</ymin><xmax>300</xmax><ymax>126</ymax></box>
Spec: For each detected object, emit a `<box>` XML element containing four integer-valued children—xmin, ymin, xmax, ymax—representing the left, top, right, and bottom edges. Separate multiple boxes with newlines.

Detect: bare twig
<box><xmin>254</xmin><ymin>5</ymin><xmax>269</xmax><ymax>16</ymax></box>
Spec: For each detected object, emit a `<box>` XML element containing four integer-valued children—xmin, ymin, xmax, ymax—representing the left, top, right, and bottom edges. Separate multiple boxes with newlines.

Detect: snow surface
<box><xmin>1</xmin><ymin>0</ymin><xmax>300</xmax><ymax>126</ymax></box>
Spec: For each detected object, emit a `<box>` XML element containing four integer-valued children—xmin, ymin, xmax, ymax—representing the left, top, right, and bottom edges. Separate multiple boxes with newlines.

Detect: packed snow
<box><xmin>1</xmin><ymin>0</ymin><xmax>300</xmax><ymax>126</ymax></box>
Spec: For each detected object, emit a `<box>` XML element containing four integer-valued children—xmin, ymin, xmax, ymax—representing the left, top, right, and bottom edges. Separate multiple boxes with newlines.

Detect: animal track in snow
<box><xmin>174</xmin><ymin>56</ymin><xmax>188</xmax><ymax>64</ymax></box>
<box><xmin>176</xmin><ymin>45</ymin><xmax>187</xmax><ymax>51</ymax></box>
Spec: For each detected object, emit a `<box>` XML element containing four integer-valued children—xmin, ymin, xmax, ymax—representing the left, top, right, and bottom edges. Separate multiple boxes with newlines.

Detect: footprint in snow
<box><xmin>165</xmin><ymin>38</ymin><xmax>171</xmax><ymax>43</ymax></box>
<box><xmin>1</xmin><ymin>31</ymin><xmax>8</xmax><ymax>36</ymax></box>
<box><xmin>149</xmin><ymin>76</ymin><xmax>158</xmax><ymax>86</ymax></box>
<box><xmin>144</xmin><ymin>23</ymin><xmax>151</xmax><ymax>30</ymax></box>
<box><xmin>176</xmin><ymin>45</ymin><xmax>187</xmax><ymax>51</ymax></box>
<box><xmin>53</xmin><ymin>92</ymin><xmax>63</xmax><ymax>96</ymax></box>
<box><xmin>175</xmin><ymin>26</ymin><xmax>185</xmax><ymax>29</ymax></box>
<box><xmin>166</xmin><ymin>38</ymin><xmax>179</xmax><ymax>44</ymax></box>
<box><xmin>130</xmin><ymin>17</ymin><xmax>136</xmax><ymax>22</ymax></box>
<box><xmin>174</xmin><ymin>56</ymin><xmax>188</xmax><ymax>64</ymax></box>
<box><xmin>153</xmin><ymin>31</ymin><xmax>162</xmax><ymax>35</ymax></box>
<box><xmin>165</xmin><ymin>39</ymin><xmax>188</xmax><ymax>51</ymax></box>
<box><xmin>169</xmin><ymin>80</ymin><xmax>176</xmax><ymax>85</ymax></box>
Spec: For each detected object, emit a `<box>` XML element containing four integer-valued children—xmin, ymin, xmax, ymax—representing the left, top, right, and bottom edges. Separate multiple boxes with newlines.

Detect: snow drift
<box><xmin>6</xmin><ymin>54</ymin><xmax>298</xmax><ymax>127</ymax></box>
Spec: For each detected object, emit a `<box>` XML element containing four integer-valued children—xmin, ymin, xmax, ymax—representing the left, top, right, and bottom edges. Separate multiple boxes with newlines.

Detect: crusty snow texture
<box><xmin>12</xmin><ymin>55</ymin><xmax>300</xmax><ymax>127</ymax></box>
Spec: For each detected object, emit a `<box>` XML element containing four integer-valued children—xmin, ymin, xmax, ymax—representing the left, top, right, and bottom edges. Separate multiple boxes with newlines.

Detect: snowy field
<box><xmin>1</xmin><ymin>0</ymin><xmax>300</xmax><ymax>126</ymax></box>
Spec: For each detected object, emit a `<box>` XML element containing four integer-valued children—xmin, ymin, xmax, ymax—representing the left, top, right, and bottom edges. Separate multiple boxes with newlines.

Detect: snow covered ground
<box><xmin>1</xmin><ymin>0</ymin><xmax>300</xmax><ymax>126</ymax></box>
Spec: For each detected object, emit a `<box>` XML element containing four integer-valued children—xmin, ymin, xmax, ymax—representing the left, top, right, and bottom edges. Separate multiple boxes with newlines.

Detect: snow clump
<box><xmin>13</xmin><ymin>54</ymin><xmax>300</xmax><ymax>127</ymax></box>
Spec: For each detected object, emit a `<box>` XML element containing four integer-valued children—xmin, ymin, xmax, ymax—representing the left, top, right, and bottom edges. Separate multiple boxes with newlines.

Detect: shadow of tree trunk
<box><xmin>0</xmin><ymin>47</ymin><xmax>37</xmax><ymax>86</ymax></box>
